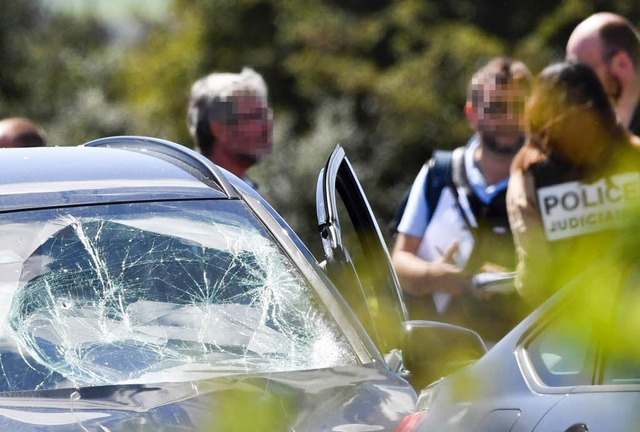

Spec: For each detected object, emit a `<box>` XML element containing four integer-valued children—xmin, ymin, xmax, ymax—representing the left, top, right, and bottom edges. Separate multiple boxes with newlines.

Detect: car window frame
<box><xmin>315</xmin><ymin>144</ymin><xmax>408</xmax><ymax>356</ymax></box>
<box><xmin>515</xmin><ymin>261</ymin><xmax>633</xmax><ymax>394</ymax></box>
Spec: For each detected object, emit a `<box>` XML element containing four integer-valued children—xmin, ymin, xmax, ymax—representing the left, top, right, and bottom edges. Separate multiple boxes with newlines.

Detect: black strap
<box><xmin>451</xmin><ymin>146</ymin><xmax>470</xmax><ymax>195</ymax></box>
<box><xmin>447</xmin><ymin>147</ymin><xmax>476</xmax><ymax>231</ymax></box>
<box><xmin>425</xmin><ymin>150</ymin><xmax>454</xmax><ymax>222</ymax></box>
<box><xmin>388</xmin><ymin>146</ymin><xmax>462</xmax><ymax>236</ymax></box>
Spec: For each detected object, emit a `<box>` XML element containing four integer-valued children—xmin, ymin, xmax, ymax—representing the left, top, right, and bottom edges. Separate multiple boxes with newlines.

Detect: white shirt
<box><xmin>397</xmin><ymin>135</ymin><xmax>510</xmax><ymax>312</ymax></box>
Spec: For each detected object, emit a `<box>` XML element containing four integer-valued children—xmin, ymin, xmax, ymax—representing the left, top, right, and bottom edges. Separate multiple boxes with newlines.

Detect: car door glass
<box><xmin>523</xmin><ymin>264</ymin><xmax>626</xmax><ymax>388</ymax></box>
<box><xmin>525</xmin><ymin>307</ymin><xmax>597</xmax><ymax>387</ymax></box>
<box><xmin>316</xmin><ymin>146</ymin><xmax>408</xmax><ymax>355</ymax></box>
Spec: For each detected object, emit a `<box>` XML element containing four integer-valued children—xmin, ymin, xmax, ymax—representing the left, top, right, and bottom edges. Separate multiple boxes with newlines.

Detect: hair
<box><xmin>0</xmin><ymin>117</ymin><xmax>47</xmax><ymax>148</ymax></box>
<box><xmin>468</xmin><ymin>57</ymin><xmax>532</xmax><ymax>106</ymax></box>
<box><xmin>599</xmin><ymin>17</ymin><xmax>640</xmax><ymax>69</ymax></box>
<box><xmin>515</xmin><ymin>61</ymin><xmax>627</xmax><ymax>175</ymax></box>
<box><xmin>13</xmin><ymin>131</ymin><xmax>46</xmax><ymax>148</ymax></box>
<box><xmin>187</xmin><ymin>67</ymin><xmax>268</xmax><ymax>156</ymax></box>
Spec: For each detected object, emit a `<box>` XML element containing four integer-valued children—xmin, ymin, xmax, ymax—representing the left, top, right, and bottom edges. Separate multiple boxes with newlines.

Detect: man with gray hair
<box><xmin>187</xmin><ymin>67</ymin><xmax>273</xmax><ymax>188</ymax></box>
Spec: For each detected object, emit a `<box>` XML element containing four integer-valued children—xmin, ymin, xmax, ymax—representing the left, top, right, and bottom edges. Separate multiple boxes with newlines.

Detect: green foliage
<box><xmin>0</xmin><ymin>1</ymin><xmax>130</xmax><ymax>145</ymax></box>
<box><xmin>113</xmin><ymin>5</ymin><xmax>203</xmax><ymax>144</ymax></box>
<box><xmin>0</xmin><ymin>0</ymin><xmax>45</xmax><ymax>110</ymax></box>
<box><xmin>3</xmin><ymin>0</ymin><xmax>640</xmax><ymax>246</ymax></box>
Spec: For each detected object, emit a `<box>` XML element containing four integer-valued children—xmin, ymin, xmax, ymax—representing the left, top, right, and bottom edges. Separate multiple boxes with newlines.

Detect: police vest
<box><xmin>530</xmin><ymin>156</ymin><xmax>640</xmax><ymax>243</ymax></box>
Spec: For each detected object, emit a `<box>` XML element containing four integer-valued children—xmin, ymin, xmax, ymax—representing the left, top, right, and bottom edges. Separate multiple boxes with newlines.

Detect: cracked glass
<box><xmin>0</xmin><ymin>200</ymin><xmax>357</xmax><ymax>392</ymax></box>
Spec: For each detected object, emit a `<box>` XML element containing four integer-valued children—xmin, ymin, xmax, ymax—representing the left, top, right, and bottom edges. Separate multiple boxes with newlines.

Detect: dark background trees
<box><xmin>2</xmin><ymin>0</ymin><xmax>639</xmax><ymax>255</ymax></box>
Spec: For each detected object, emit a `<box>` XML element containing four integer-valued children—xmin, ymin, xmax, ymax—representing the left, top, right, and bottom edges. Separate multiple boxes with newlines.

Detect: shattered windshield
<box><xmin>0</xmin><ymin>200</ymin><xmax>357</xmax><ymax>392</ymax></box>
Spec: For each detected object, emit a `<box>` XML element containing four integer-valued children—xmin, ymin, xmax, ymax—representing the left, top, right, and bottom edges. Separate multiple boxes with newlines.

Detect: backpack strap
<box><xmin>387</xmin><ymin>147</ymin><xmax>457</xmax><ymax>236</ymax></box>
<box><xmin>448</xmin><ymin>146</ymin><xmax>476</xmax><ymax>231</ymax></box>
<box><xmin>450</xmin><ymin>146</ymin><xmax>468</xmax><ymax>194</ymax></box>
<box><xmin>424</xmin><ymin>148</ymin><xmax>465</xmax><ymax>224</ymax></box>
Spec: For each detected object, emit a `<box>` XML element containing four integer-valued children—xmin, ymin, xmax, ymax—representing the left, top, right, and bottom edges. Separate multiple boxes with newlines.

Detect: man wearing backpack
<box><xmin>391</xmin><ymin>57</ymin><xmax>532</xmax><ymax>343</ymax></box>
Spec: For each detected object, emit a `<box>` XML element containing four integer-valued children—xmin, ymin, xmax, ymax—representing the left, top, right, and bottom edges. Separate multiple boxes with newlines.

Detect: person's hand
<box><xmin>470</xmin><ymin>262</ymin><xmax>515</xmax><ymax>299</ymax></box>
<box><xmin>433</xmin><ymin>241</ymin><xmax>469</xmax><ymax>294</ymax></box>
<box><xmin>478</xmin><ymin>262</ymin><xmax>510</xmax><ymax>273</ymax></box>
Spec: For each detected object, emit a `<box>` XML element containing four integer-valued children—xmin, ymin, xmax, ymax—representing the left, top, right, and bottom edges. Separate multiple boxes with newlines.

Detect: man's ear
<box><xmin>465</xmin><ymin>101</ymin><xmax>477</xmax><ymax>128</ymax></box>
<box><xmin>610</xmin><ymin>51</ymin><xmax>635</xmax><ymax>80</ymax></box>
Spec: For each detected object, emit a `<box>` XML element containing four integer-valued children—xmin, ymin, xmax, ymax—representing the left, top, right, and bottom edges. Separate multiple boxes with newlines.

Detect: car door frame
<box><xmin>317</xmin><ymin>145</ymin><xmax>487</xmax><ymax>388</ymax></box>
<box><xmin>316</xmin><ymin>144</ymin><xmax>409</xmax><ymax>355</ymax></box>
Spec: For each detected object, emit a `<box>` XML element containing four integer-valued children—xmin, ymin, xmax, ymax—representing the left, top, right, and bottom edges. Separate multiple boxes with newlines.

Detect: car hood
<box><xmin>0</xmin><ymin>363</ymin><xmax>416</xmax><ymax>431</ymax></box>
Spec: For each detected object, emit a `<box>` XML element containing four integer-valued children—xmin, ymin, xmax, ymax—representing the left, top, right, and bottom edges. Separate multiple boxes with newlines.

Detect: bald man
<box><xmin>566</xmin><ymin>12</ymin><xmax>640</xmax><ymax>135</ymax></box>
<box><xmin>0</xmin><ymin>117</ymin><xmax>47</xmax><ymax>148</ymax></box>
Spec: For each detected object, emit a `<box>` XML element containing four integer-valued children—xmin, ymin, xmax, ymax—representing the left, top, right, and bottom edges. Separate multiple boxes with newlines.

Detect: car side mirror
<box><xmin>401</xmin><ymin>320</ymin><xmax>487</xmax><ymax>390</ymax></box>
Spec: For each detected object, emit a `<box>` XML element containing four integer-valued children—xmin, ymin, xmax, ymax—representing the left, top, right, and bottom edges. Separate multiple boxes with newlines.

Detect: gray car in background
<box><xmin>395</xmin><ymin>250</ymin><xmax>640</xmax><ymax>431</ymax></box>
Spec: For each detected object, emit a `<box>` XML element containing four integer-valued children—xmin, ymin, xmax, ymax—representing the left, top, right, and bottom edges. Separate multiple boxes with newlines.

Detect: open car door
<box><xmin>317</xmin><ymin>145</ymin><xmax>487</xmax><ymax>389</ymax></box>
<box><xmin>316</xmin><ymin>145</ymin><xmax>408</xmax><ymax>356</ymax></box>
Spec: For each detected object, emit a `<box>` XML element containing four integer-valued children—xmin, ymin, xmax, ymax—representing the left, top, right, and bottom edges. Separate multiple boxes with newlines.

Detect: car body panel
<box><xmin>532</xmin><ymin>392</ymin><xmax>640</xmax><ymax>431</ymax></box>
<box><xmin>0</xmin><ymin>146</ymin><xmax>226</xmax><ymax>212</ymax></box>
<box><xmin>0</xmin><ymin>364</ymin><xmax>413</xmax><ymax>431</ymax></box>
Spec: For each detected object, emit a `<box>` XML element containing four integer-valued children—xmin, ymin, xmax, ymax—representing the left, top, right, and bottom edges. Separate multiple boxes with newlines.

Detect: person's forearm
<box><xmin>392</xmin><ymin>250</ymin><xmax>464</xmax><ymax>296</ymax></box>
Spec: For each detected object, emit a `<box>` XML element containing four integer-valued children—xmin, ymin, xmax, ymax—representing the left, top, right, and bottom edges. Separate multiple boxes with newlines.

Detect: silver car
<box><xmin>395</xmin><ymin>250</ymin><xmax>640</xmax><ymax>432</ymax></box>
<box><xmin>0</xmin><ymin>136</ymin><xmax>434</xmax><ymax>430</ymax></box>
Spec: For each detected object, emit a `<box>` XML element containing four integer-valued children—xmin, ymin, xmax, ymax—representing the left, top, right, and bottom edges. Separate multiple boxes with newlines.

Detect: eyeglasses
<box><xmin>225</xmin><ymin>107</ymin><xmax>273</xmax><ymax>125</ymax></box>
<box><xmin>480</xmin><ymin>100</ymin><xmax>525</xmax><ymax>116</ymax></box>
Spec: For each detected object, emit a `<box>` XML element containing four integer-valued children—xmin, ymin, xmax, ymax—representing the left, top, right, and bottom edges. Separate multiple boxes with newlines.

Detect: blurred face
<box><xmin>227</xmin><ymin>95</ymin><xmax>273</xmax><ymax>157</ymax></box>
<box><xmin>473</xmin><ymin>81</ymin><xmax>527</xmax><ymax>155</ymax></box>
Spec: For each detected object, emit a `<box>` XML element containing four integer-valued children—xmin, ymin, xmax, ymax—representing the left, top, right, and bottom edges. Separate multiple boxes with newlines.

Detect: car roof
<box><xmin>0</xmin><ymin>139</ymin><xmax>232</xmax><ymax>212</ymax></box>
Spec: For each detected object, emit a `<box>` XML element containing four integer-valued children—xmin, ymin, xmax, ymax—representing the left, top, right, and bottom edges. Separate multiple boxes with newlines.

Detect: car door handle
<box><xmin>565</xmin><ymin>424</ymin><xmax>588</xmax><ymax>432</ymax></box>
